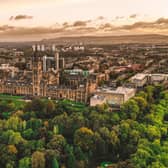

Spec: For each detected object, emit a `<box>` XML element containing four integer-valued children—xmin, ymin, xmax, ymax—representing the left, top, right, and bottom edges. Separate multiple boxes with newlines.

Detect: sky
<box><xmin>0</xmin><ymin>0</ymin><xmax>168</xmax><ymax>41</ymax></box>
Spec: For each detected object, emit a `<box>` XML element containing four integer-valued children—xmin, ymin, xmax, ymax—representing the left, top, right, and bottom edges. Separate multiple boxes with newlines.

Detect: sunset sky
<box><xmin>0</xmin><ymin>0</ymin><xmax>168</xmax><ymax>41</ymax></box>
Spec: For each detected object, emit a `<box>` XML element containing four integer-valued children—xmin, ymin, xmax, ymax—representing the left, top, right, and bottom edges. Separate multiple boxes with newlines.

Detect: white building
<box><xmin>149</xmin><ymin>74</ymin><xmax>168</xmax><ymax>84</ymax></box>
<box><xmin>90</xmin><ymin>95</ymin><xmax>107</xmax><ymax>106</ymax></box>
<box><xmin>91</xmin><ymin>87</ymin><xmax>136</xmax><ymax>106</ymax></box>
<box><xmin>130</xmin><ymin>73</ymin><xmax>168</xmax><ymax>87</ymax></box>
<box><xmin>130</xmin><ymin>73</ymin><xmax>148</xmax><ymax>87</ymax></box>
<box><xmin>73</xmin><ymin>46</ymin><xmax>85</xmax><ymax>51</ymax></box>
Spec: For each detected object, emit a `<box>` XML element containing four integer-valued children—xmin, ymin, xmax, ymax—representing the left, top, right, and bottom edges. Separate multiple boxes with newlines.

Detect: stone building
<box><xmin>91</xmin><ymin>86</ymin><xmax>136</xmax><ymax>106</ymax></box>
<box><xmin>130</xmin><ymin>73</ymin><xmax>168</xmax><ymax>87</ymax></box>
<box><xmin>0</xmin><ymin>45</ymin><xmax>97</xmax><ymax>103</ymax></box>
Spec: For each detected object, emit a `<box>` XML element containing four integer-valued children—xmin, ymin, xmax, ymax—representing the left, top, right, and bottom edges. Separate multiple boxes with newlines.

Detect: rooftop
<box><xmin>96</xmin><ymin>86</ymin><xmax>135</xmax><ymax>95</ymax></box>
<box><xmin>131</xmin><ymin>73</ymin><xmax>147</xmax><ymax>80</ymax></box>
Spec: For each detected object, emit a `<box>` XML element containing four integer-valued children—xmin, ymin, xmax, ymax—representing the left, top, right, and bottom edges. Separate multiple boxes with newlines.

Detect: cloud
<box><xmin>99</xmin><ymin>23</ymin><xmax>113</xmax><ymax>30</ymax></box>
<box><xmin>119</xmin><ymin>17</ymin><xmax>168</xmax><ymax>30</ymax></box>
<box><xmin>97</xmin><ymin>17</ymin><xmax>168</xmax><ymax>33</ymax></box>
<box><xmin>155</xmin><ymin>17</ymin><xmax>168</xmax><ymax>24</ymax></box>
<box><xmin>115</xmin><ymin>16</ymin><xmax>124</xmax><ymax>20</ymax></box>
<box><xmin>129</xmin><ymin>14</ymin><xmax>138</xmax><ymax>19</ymax></box>
<box><xmin>73</xmin><ymin>20</ymin><xmax>88</xmax><ymax>27</ymax></box>
<box><xmin>1</xmin><ymin>17</ymin><xmax>168</xmax><ymax>40</ymax></box>
<box><xmin>9</xmin><ymin>15</ymin><xmax>33</xmax><ymax>21</ymax></box>
<box><xmin>75</xmin><ymin>26</ymin><xmax>97</xmax><ymax>33</ymax></box>
<box><xmin>62</xmin><ymin>22</ymin><xmax>69</xmax><ymax>27</ymax></box>
<box><xmin>0</xmin><ymin>26</ymin><xmax>66</xmax><ymax>36</ymax></box>
<box><xmin>0</xmin><ymin>25</ymin><xmax>14</xmax><ymax>31</ymax></box>
<box><xmin>61</xmin><ymin>20</ymin><xmax>91</xmax><ymax>29</ymax></box>
<box><xmin>97</xmin><ymin>16</ymin><xmax>105</xmax><ymax>20</ymax></box>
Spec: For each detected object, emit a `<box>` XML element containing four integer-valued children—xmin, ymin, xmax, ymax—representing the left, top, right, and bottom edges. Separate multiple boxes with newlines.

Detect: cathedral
<box><xmin>0</xmin><ymin>45</ymin><xmax>97</xmax><ymax>103</ymax></box>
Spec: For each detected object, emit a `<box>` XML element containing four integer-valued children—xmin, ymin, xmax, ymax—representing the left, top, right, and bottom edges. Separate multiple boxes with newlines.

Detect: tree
<box><xmin>131</xmin><ymin>148</ymin><xmax>151</xmax><ymax>168</ymax></box>
<box><xmin>110</xmin><ymin>112</ymin><xmax>120</xmax><ymax>125</ymax></box>
<box><xmin>94</xmin><ymin>132</ymin><xmax>107</xmax><ymax>155</ymax></box>
<box><xmin>1</xmin><ymin>130</ymin><xmax>25</xmax><ymax>145</ymax></box>
<box><xmin>25</xmin><ymin>98</ymin><xmax>45</xmax><ymax>118</ymax></box>
<box><xmin>70</xmin><ymin>112</ymin><xmax>85</xmax><ymax>131</ymax></box>
<box><xmin>133</xmin><ymin>96</ymin><xmax>147</xmax><ymax>112</ymax></box>
<box><xmin>7</xmin><ymin>145</ymin><xmax>18</xmax><ymax>154</ymax></box>
<box><xmin>145</xmin><ymin>85</ymin><xmax>155</xmax><ymax>103</ymax></box>
<box><xmin>22</xmin><ymin>128</ymin><xmax>34</xmax><ymax>140</ymax></box>
<box><xmin>121</xmin><ymin>99</ymin><xmax>140</xmax><ymax>120</ymax></box>
<box><xmin>45</xmin><ymin>100</ymin><xmax>55</xmax><ymax>117</ymax></box>
<box><xmin>65</xmin><ymin>145</ymin><xmax>76</xmax><ymax>168</ymax></box>
<box><xmin>9</xmin><ymin>132</ymin><xmax>25</xmax><ymax>145</ymax></box>
<box><xmin>47</xmin><ymin>135</ymin><xmax>66</xmax><ymax>156</ymax></box>
<box><xmin>19</xmin><ymin>157</ymin><xmax>31</xmax><ymax>168</ymax></box>
<box><xmin>153</xmin><ymin>85</ymin><xmax>164</xmax><ymax>101</ymax></box>
<box><xmin>0</xmin><ymin>144</ymin><xmax>17</xmax><ymax>168</ymax></box>
<box><xmin>136</xmin><ymin>91</ymin><xmax>147</xmax><ymax>100</ymax></box>
<box><xmin>6</xmin><ymin>163</ymin><xmax>14</xmax><ymax>168</ymax></box>
<box><xmin>148</xmin><ymin>162</ymin><xmax>165</xmax><ymax>168</ymax></box>
<box><xmin>110</xmin><ymin>130</ymin><xmax>120</xmax><ymax>146</ymax></box>
<box><xmin>26</xmin><ymin>118</ymin><xmax>42</xmax><ymax>130</ymax></box>
<box><xmin>74</xmin><ymin>127</ymin><xmax>95</xmax><ymax>152</ymax></box>
<box><xmin>74</xmin><ymin>146</ymin><xmax>85</xmax><ymax>161</ymax></box>
<box><xmin>52</xmin><ymin>157</ymin><xmax>59</xmax><ymax>168</ymax></box>
<box><xmin>0</xmin><ymin>100</ymin><xmax>15</xmax><ymax>113</ymax></box>
<box><xmin>146</xmin><ymin>125</ymin><xmax>161</xmax><ymax>141</ymax></box>
<box><xmin>45</xmin><ymin>150</ymin><xmax>59</xmax><ymax>168</ymax></box>
<box><xmin>32</xmin><ymin>151</ymin><xmax>45</xmax><ymax>168</ymax></box>
<box><xmin>52</xmin><ymin>113</ymin><xmax>69</xmax><ymax>133</ymax></box>
<box><xmin>6</xmin><ymin>116</ymin><xmax>25</xmax><ymax>131</ymax></box>
<box><xmin>67</xmin><ymin>152</ymin><xmax>76</xmax><ymax>168</ymax></box>
<box><xmin>0</xmin><ymin>85</ymin><xmax>167</xmax><ymax>168</ymax></box>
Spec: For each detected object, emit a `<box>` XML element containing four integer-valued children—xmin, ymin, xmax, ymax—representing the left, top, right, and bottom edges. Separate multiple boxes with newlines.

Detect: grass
<box><xmin>62</xmin><ymin>99</ymin><xmax>86</xmax><ymax>108</ymax></box>
<box><xmin>0</xmin><ymin>94</ymin><xmax>24</xmax><ymax>100</ymax></box>
<box><xmin>0</xmin><ymin>94</ymin><xmax>25</xmax><ymax>110</ymax></box>
<box><xmin>0</xmin><ymin>95</ymin><xmax>88</xmax><ymax>117</ymax></box>
<box><xmin>60</xmin><ymin>99</ymin><xmax>88</xmax><ymax>112</ymax></box>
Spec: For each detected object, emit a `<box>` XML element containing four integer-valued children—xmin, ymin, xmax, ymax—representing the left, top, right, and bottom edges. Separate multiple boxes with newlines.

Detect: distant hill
<box><xmin>41</xmin><ymin>34</ymin><xmax>168</xmax><ymax>45</ymax></box>
<box><xmin>1</xmin><ymin>34</ymin><xmax>168</xmax><ymax>47</ymax></box>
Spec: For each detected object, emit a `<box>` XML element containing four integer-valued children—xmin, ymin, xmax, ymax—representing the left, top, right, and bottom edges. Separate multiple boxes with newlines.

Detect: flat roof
<box><xmin>131</xmin><ymin>73</ymin><xmax>147</xmax><ymax>80</ymax></box>
<box><xmin>96</xmin><ymin>87</ymin><xmax>135</xmax><ymax>95</ymax></box>
<box><xmin>131</xmin><ymin>73</ymin><xmax>168</xmax><ymax>80</ymax></box>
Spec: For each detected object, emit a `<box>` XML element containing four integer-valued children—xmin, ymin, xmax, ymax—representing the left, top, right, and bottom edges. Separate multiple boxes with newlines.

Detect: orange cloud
<box><xmin>129</xmin><ymin>14</ymin><xmax>138</xmax><ymax>19</ymax></box>
<box><xmin>73</xmin><ymin>20</ymin><xmax>88</xmax><ymax>27</ymax></box>
<box><xmin>1</xmin><ymin>17</ymin><xmax>168</xmax><ymax>41</ymax></box>
<box><xmin>9</xmin><ymin>15</ymin><xmax>33</xmax><ymax>21</ymax></box>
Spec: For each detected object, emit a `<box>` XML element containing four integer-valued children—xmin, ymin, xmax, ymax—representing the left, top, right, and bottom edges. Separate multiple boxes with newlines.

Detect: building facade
<box><xmin>0</xmin><ymin>46</ymin><xmax>96</xmax><ymax>103</ymax></box>
<box><xmin>91</xmin><ymin>87</ymin><xmax>136</xmax><ymax>106</ymax></box>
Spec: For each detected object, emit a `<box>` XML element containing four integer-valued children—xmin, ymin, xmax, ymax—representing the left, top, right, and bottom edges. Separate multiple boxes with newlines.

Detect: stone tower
<box><xmin>32</xmin><ymin>45</ymin><xmax>43</xmax><ymax>96</ymax></box>
<box><xmin>55</xmin><ymin>51</ymin><xmax>59</xmax><ymax>71</ymax></box>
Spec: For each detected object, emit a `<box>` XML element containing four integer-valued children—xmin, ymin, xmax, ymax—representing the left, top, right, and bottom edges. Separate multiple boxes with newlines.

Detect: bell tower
<box><xmin>32</xmin><ymin>45</ymin><xmax>43</xmax><ymax>96</ymax></box>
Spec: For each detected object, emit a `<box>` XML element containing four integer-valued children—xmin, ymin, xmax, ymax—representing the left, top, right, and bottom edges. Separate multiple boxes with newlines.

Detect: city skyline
<box><xmin>1</xmin><ymin>0</ymin><xmax>168</xmax><ymax>41</ymax></box>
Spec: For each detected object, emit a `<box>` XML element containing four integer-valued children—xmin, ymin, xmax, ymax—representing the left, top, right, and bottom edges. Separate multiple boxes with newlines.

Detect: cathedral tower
<box><xmin>32</xmin><ymin>45</ymin><xmax>43</xmax><ymax>96</ymax></box>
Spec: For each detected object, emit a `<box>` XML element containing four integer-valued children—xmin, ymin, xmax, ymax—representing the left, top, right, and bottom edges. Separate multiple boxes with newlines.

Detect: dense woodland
<box><xmin>0</xmin><ymin>85</ymin><xmax>168</xmax><ymax>168</ymax></box>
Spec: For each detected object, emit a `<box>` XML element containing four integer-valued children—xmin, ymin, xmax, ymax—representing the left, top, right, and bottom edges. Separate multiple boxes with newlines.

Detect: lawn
<box><xmin>0</xmin><ymin>94</ymin><xmax>25</xmax><ymax>110</ymax></box>
<box><xmin>60</xmin><ymin>99</ymin><xmax>88</xmax><ymax>112</ymax></box>
<box><xmin>0</xmin><ymin>94</ymin><xmax>24</xmax><ymax>100</ymax></box>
